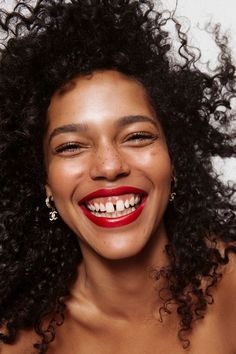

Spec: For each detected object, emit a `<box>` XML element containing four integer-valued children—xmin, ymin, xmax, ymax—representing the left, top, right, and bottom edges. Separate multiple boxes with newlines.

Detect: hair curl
<box><xmin>0</xmin><ymin>0</ymin><xmax>235</xmax><ymax>352</ymax></box>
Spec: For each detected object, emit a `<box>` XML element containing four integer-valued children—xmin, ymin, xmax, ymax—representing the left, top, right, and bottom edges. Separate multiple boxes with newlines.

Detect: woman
<box><xmin>0</xmin><ymin>0</ymin><xmax>235</xmax><ymax>353</ymax></box>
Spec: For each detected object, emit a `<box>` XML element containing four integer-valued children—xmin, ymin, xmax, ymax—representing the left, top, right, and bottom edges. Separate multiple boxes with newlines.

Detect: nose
<box><xmin>89</xmin><ymin>143</ymin><xmax>130</xmax><ymax>181</ymax></box>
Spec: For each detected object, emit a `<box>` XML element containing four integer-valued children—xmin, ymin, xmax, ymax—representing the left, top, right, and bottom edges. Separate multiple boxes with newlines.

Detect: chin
<box><xmin>96</xmin><ymin>247</ymin><xmax>146</xmax><ymax>261</ymax></box>
<box><xmin>84</xmin><ymin>232</ymin><xmax>152</xmax><ymax>261</ymax></box>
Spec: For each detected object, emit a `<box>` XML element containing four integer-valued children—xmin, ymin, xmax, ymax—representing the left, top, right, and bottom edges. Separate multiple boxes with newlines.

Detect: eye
<box><xmin>125</xmin><ymin>132</ymin><xmax>157</xmax><ymax>144</ymax></box>
<box><xmin>54</xmin><ymin>142</ymin><xmax>84</xmax><ymax>155</ymax></box>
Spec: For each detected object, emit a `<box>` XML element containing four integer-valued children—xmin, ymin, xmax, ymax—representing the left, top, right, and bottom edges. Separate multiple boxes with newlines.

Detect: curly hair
<box><xmin>0</xmin><ymin>0</ymin><xmax>235</xmax><ymax>352</ymax></box>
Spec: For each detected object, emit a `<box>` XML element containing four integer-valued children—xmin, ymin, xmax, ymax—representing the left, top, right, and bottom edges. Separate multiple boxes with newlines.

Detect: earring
<box><xmin>169</xmin><ymin>191</ymin><xmax>176</xmax><ymax>202</ymax></box>
<box><xmin>45</xmin><ymin>196</ymin><xmax>58</xmax><ymax>221</ymax></box>
<box><xmin>169</xmin><ymin>176</ymin><xmax>177</xmax><ymax>202</ymax></box>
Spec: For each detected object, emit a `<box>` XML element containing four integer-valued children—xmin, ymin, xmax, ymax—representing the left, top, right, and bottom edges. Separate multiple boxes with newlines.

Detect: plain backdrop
<box><xmin>0</xmin><ymin>0</ymin><xmax>235</xmax><ymax>184</ymax></box>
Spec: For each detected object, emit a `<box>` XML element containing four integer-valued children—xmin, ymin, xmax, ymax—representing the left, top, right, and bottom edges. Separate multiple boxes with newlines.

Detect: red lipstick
<box><xmin>79</xmin><ymin>186</ymin><xmax>146</xmax><ymax>203</ymax></box>
<box><xmin>79</xmin><ymin>186</ymin><xmax>147</xmax><ymax>228</ymax></box>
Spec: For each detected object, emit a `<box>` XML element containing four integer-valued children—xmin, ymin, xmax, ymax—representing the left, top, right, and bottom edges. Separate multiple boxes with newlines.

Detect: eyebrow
<box><xmin>48</xmin><ymin>122</ymin><xmax>88</xmax><ymax>144</ymax></box>
<box><xmin>116</xmin><ymin>115</ymin><xmax>158</xmax><ymax>129</ymax></box>
<box><xmin>48</xmin><ymin>115</ymin><xmax>159</xmax><ymax>144</ymax></box>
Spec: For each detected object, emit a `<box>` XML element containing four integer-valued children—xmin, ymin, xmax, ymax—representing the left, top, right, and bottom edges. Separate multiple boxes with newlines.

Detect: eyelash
<box><xmin>54</xmin><ymin>132</ymin><xmax>156</xmax><ymax>154</ymax></box>
<box><xmin>126</xmin><ymin>132</ymin><xmax>156</xmax><ymax>142</ymax></box>
<box><xmin>55</xmin><ymin>142</ymin><xmax>82</xmax><ymax>154</ymax></box>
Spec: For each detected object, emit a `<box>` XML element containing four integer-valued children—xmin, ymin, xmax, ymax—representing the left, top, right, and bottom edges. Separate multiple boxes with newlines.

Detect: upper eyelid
<box><xmin>128</xmin><ymin>132</ymin><xmax>154</xmax><ymax>136</ymax></box>
<box><xmin>53</xmin><ymin>131</ymin><xmax>157</xmax><ymax>147</ymax></box>
<box><xmin>54</xmin><ymin>142</ymin><xmax>82</xmax><ymax>153</ymax></box>
<box><xmin>55</xmin><ymin>141</ymin><xmax>81</xmax><ymax>147</ymax></box>
<box><xmin>125</xmin><ymin>131</ymin><xmax>157</xmax><ymax>139</ymax></box>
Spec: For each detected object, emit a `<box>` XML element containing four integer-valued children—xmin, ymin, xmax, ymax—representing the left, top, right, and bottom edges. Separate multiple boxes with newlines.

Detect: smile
<box><xmin>79</xmin><ymin>186</ymin><xmax>147</xmax><ymax>228</ymax></box>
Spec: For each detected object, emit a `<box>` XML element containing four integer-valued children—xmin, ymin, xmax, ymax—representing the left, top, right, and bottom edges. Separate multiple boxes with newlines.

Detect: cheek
<box><xmin>128</xmin><ymin>147</ymin><xmax>172</xmax><ymax>182</ymax></box>
<box><xmin>151</xmin><ymin>149</ymin><xmax>172</xmax><ymax>181</ymax></box>
<box><xmin>47</xmin><ymin>159</ymin><xmax>86</xmax><ymax>196</ymax></box>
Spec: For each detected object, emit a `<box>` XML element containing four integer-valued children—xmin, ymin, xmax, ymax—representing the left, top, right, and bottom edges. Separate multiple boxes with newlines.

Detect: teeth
<box><xmin>100</xmin><ymin>203</ymin><xmax>106</xmax><ymax>212</ymax></box>
<box><xmin>94</xmin><ymin>203</ymin><xmax>100</xmax><ymax>212</ymax></box>
<box><xmin>124</xmin><ymin>200</ymin><xmax>129</xmax><ymax>208</ymax></box>
<box><xmin>116</xmin><ymin>200</ymin><xmax>125</xmax><ymax>212</ymax></box>
<box><xmin>91</xmin><ymin>205</ymin><xmax>136</xmax><ymax>218</ymax></box>
<box><xmin>87</xmin><ymin>194</ymin><xmax>142</xmax><ymax>212</ymax></box>
<box><xmin>130</xmin><ymin>196</ymin><xmax>135</xmax><ymax>206</ymax></box>
<box><xmin>106</xmin><ymin>202</ymin><xmax>115</xmax><ymax>213</ymax></box>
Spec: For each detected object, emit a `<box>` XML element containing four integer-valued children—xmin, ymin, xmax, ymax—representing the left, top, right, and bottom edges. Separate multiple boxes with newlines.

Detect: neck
<box><xmin>70</xmin><ymin>222</ymin><xmax>169</xmax><ymax>321</ymax></box>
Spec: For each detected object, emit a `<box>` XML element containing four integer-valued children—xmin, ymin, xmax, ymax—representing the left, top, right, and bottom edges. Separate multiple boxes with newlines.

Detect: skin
<box><xmin>44</xmin><ymin>70</ymin><xmax>172</xmax><ymax>262</ymax></box>
<box><xmin>2</xmin><ymin>70</ymin><xmax>236</xmax><ymax>353</ymax></box>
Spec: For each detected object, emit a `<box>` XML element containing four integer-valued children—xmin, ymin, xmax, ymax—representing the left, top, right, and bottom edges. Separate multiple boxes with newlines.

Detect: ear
<box><xmin>45</xmin><ymin>184</ymin><xmax>53</xmax><ymax>198</ymax></box>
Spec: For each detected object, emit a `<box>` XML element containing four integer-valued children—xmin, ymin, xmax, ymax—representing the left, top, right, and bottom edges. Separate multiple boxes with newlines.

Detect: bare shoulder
<box><xmin>0</xmin><ymin>329</ymin><xmax>38</xmax><ymax>354</ymax></box>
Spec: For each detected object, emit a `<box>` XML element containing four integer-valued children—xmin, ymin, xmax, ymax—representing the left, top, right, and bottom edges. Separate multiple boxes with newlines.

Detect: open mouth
<box><xmin>85</xmin><ymin>193</ymin><xmax>142</xmax><ymax>218</ymax></box>
<box><xmin>79</xmin><ymin>187</ymin><xmax>147</xmax><ymax>228</ymax></box>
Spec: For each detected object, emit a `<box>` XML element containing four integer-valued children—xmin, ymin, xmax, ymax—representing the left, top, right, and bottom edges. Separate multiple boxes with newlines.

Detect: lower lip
<box><xmin>80</xmin><ymin>196</ymin><xmax>147</xmax><ymax>228</ymax></box>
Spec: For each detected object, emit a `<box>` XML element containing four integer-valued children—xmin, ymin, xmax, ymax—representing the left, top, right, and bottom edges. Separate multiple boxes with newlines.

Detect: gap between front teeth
<box><xmin>87</xmin><ymin>195</ymin><xmax>140</xmax><ymax>213</ymax></box>
<box><xmin>91</xmin><ymin>206</ymin><xmax>136</xmax><ymax>218</ymax></box>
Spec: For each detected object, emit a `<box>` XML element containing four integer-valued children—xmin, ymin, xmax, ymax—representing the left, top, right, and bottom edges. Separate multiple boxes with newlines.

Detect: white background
<box><xmin>1</xmin><ymin>0</ymin><xmax>235</xmax><ymax>184</ymax></box>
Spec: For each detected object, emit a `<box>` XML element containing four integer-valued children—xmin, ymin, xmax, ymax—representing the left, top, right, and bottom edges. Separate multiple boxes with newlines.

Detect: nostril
<box><xmin>92</xmin><ymin>171</ymin><xmax>129</xmax><ymax>181</ymax></box>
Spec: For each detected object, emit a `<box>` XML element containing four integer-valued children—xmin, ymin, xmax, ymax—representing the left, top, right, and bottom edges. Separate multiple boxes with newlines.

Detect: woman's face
<box><xmin>44</xmin><ymin>70</ymin><xmax>172</xmax><ymax>260</ymax></box>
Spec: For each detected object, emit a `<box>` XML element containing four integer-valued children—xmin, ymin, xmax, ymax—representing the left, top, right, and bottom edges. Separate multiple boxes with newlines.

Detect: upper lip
<box><xmin>79</xmin><ymin>186</ymin><xmax>147</xmax><ymax>204</ymax></box>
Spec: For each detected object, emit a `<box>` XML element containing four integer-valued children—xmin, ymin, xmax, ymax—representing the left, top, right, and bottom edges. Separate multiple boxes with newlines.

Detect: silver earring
<box><xmin>45</xmin><ymin>196</ymin><xmax>58</xmax><ymax>221</ymax></box>
<box><xmin>169</xmin><ymin>191</ymin><xmax>176</xmax><ymax>202</ymax></box>
<box><xmin>169</xmin><ymin>176</ymin><xmax>177</xmax><ymax>202</ymax></box>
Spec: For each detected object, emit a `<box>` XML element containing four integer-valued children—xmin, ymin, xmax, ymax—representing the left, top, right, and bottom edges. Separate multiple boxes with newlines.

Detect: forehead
<box><xmin>47</xmin><ymin>70</ymin><xmax>156</xmax><ymax>128</ymax></box>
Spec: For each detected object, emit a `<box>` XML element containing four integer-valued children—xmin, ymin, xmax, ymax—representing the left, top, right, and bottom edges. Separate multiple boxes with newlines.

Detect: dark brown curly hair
<box><xmin>0</xmin><ymin>0</ymin><xmax>235</xmax><ymax>352</ymax></box>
